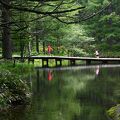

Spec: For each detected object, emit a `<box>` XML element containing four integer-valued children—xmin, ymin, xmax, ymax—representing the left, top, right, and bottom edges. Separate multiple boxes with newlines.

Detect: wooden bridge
<box><xmin>13</xmin><ymin>56</ymin><xmax>120</xmax><ymax>67</ymax></box>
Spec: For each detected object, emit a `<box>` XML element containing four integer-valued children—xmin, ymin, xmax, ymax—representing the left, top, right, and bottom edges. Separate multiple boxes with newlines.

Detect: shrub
<box><xmin>0</xmin><ymin>69</ymin><xmax>30</xmax><ymax>109</ymax></box>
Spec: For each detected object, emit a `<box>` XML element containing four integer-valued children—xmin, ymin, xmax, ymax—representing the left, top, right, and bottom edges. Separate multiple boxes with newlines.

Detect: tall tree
<box><xmin>1</xmin><ymin>0</ymin><xmax>12</xmax><ymax>59</ymax></box>
<box><xmin>83</xmin><ymin>0</ymin><xmax>120</xmax><ymax>56</ymax></box>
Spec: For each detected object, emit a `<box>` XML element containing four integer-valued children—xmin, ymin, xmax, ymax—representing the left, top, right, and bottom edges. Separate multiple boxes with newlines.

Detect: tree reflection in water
<box><xmin>0</xmin><ymin>65</ymin><xmax>120</xmax><ymax>120</ymax></box>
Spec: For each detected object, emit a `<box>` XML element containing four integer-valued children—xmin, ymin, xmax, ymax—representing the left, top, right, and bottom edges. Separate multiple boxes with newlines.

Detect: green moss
<box><xmin>107</xmin><ymin>106</ymin><xmax>116</xmax><ymax>118</ymax></box>
<box><xmin>107</xmin><ymin>105</ymin><xmax>120</xmax><ymax>120</ymax></box>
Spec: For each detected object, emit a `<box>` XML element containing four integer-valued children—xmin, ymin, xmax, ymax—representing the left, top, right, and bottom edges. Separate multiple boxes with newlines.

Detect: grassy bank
<box><xmin>0</xmin><ymin>61</ymin><xmax>34</xmax><ymax>110</ymax></box>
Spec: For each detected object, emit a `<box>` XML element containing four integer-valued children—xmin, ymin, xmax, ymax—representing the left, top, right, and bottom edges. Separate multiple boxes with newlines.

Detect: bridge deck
<box><xmin>0</xmin><ymin>56</ymin><xmax>119</xmax><ymax>67</ymax></box>
<box><xmin>14</xmin><ymin>56</ymin><xmax>120</xmax><ymax>61</ymax></box>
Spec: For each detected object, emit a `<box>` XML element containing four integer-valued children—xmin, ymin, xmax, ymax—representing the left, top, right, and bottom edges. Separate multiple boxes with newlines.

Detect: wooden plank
<box><xmin>14</xmin><ymin>56</ymin><xmax>120</xmax><ymax>61</ymax></box>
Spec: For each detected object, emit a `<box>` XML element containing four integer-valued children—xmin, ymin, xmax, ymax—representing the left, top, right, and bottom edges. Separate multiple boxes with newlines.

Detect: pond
<box><xmin>0</xmin><ymin>65</ymin><xmax>120</xmax><ymax>120</ymax></box>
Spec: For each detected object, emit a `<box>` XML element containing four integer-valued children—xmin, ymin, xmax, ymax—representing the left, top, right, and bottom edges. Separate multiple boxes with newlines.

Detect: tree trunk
<box><xmin>57</xmin><ymin>38</ymin><xmax>60</xmax><ymax>54</ymax></box>
<box><xmin>28</xmin><ymin>42</ymin><xmax>31</xmax><ymax>56</ymax></box>
<box><xmin>1</xmin><ymin>0</ymin><xmax>12</xmax><ymax>59</ymax></box>
<box><xmin>43</xmin><ymin>41</ymin><xmax>45</xmax><ymax>54</ymax></box>
<box><xmin>20</xmin><ymin>39</ymin><xmax>24</xmax><ymax>62</ymax></box>
<box><xmin>36</xmin><ymin>35</ymin><xmax>39</xmax><ymax>53</ymax></box>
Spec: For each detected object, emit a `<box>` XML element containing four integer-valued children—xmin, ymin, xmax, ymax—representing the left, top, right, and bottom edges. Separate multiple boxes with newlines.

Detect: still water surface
<box><xmin>1</xmin><ymin>65</ymin><xmax>120</xmax><ymax>120</ymax></box>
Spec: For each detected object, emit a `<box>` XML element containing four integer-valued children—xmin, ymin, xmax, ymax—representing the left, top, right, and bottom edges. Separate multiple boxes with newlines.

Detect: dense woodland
<box><xmin>0</xmin><ymin>1</ymin><xmax>120</xmax><ymax>119</ymax></box>
<box><xmin>0</xmin><ymin>0</ymin><xmax>120</xmax><ymax>59</ymax></box>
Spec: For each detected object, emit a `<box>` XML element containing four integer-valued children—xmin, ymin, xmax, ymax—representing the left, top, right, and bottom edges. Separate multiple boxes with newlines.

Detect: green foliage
<box><xmin>0</xmin><ymin>62</ymin><xmax>33</xmax><ymax>109</ymax></box>
<box><xmin>62</xmin><ymin>25</ymin><xmax>94</xmax><ymax>56</ymax></box>
<box><xmin>82</xmin><ymin>0</ymin><xmax>120</xmax><ymax>57</ymax></box>
<box><xmin>96</xmin><ymin>43</ymin><xmax>120</xmax><ymax>57</ymax></box>
<box><xmin>107</xmin><ymin>105</ymin><xmax>120</xmax><ymax>120</ymax></box>
<box><xmin>0</xmin><ymin>69</ymin><xmax>30</xmax><ymax>109</ymax></box>
<box><xmin>0</xmin><ymin>61</ymin><xmax>33</xmax><ymax>75</ymax></box>
<box><xmin>69</xmin><ymin>48</ymin><xmax>89</xmax><ymax>57</ymax></box>
<box><xmin>0</xmin><ymin>0</ymin><xmax>119</xmax><ymax>58</ymax></box>
<box><xmin>99</xmin><ymin>12</ymin><xmax>120</xmax><ymax>41</ymax></box>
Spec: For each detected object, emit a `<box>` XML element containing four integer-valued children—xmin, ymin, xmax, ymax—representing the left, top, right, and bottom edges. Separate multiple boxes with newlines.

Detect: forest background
<box><xmin>0</xmin><ymin>0</ymin><xmax>120</xmax><ymax>59</ymax></box>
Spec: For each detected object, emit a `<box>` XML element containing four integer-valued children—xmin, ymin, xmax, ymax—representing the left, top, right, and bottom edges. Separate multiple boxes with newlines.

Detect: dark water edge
<box><xmin>0</xmin><ymin>64</ymin><xmax>120</xmax><ymax>120</ymax></box>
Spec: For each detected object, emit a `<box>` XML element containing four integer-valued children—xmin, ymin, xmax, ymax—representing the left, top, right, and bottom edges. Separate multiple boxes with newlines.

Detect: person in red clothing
<box><xmin>47</xmin><ymin>44</ymin><xmax>53</xmax><ymax>55</ymax></box>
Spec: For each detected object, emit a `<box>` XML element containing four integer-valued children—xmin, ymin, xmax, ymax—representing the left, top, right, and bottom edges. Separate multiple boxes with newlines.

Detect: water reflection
<box><xmin>0</xmin><ymin>65</ymin><xmax>120</xmax><ymax>120</ymax></box>
<box><xmin>47</xmin><ymin>70</ymin><xmax>53</xmax><ymax>81</ymax></box>
<box><xmin>95</xmin><ymin>65</ymin><xmax>100</xmax><ymax>76</ymax></box>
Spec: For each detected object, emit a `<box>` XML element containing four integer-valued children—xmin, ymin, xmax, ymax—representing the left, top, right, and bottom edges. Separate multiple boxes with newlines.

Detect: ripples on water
<box><xmin>0</xmin><ymin>65</ymin><xmax>120</xmax><ymax>120</ymax></box>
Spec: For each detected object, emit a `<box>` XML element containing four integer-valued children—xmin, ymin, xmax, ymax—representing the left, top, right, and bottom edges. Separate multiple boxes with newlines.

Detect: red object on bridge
<box><xmin>48</xmin><ymin>45</ymin><xmax>53</xmax><ymax>54</ymax></box>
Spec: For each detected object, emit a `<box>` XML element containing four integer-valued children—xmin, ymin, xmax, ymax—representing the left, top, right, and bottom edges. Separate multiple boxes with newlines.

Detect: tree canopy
<box><xmin>0</xmin><ymin>0</ymin><xmax>119</xmax><ymax>58</ymax></box>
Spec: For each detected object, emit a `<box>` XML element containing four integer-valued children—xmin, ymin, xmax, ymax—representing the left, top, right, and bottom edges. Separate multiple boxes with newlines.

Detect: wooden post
<box><xmin>46</xmin><ymin>59</ymin><xmax>48</xmax><ymax>67</ymax></box>
<box><xmin>32</xmin><ymin>59</ymin><xmax>34</xmax><ymax>64</ymax></box>
<box><xmin>55</xmin><ymin>59</ymin><xmax>57</xmax><ymax>66</ymax></box>
<box><xmin>13</xmin><ymin>59</ymin><xmax>16</xmax><ymax>67</ymax></box>
<box><xmin>28</xmin><ymin>58</ymin><xmax>34</xmax><ymax>64</ymax></box>
<box><xmin>102</xmin><ymin>60</ymin><xmax>108</xmax><ymax>64</ymax></box>
<box><xmin>42</xmin><ymin>59</ymin><xmax>44</xmax><ymax>67</ymax></box>
<box><xmin>86</xmin><ymin>60</ymin><xmax>91</xmax><ymax>65</ymax></box>
<box><xmin>42</xmin><ymin>59</ymin><xmax>49</xmax><ymax>67</ymax></box>
<box><xmin>55</xmin><ymin>59</ymin><xmax>62</xmax><ymax>66</ymax></box>
<box><xmin>60</xmin><ymin>59</ymin><xmax>62</xmax><ymax>66</ymax></box>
